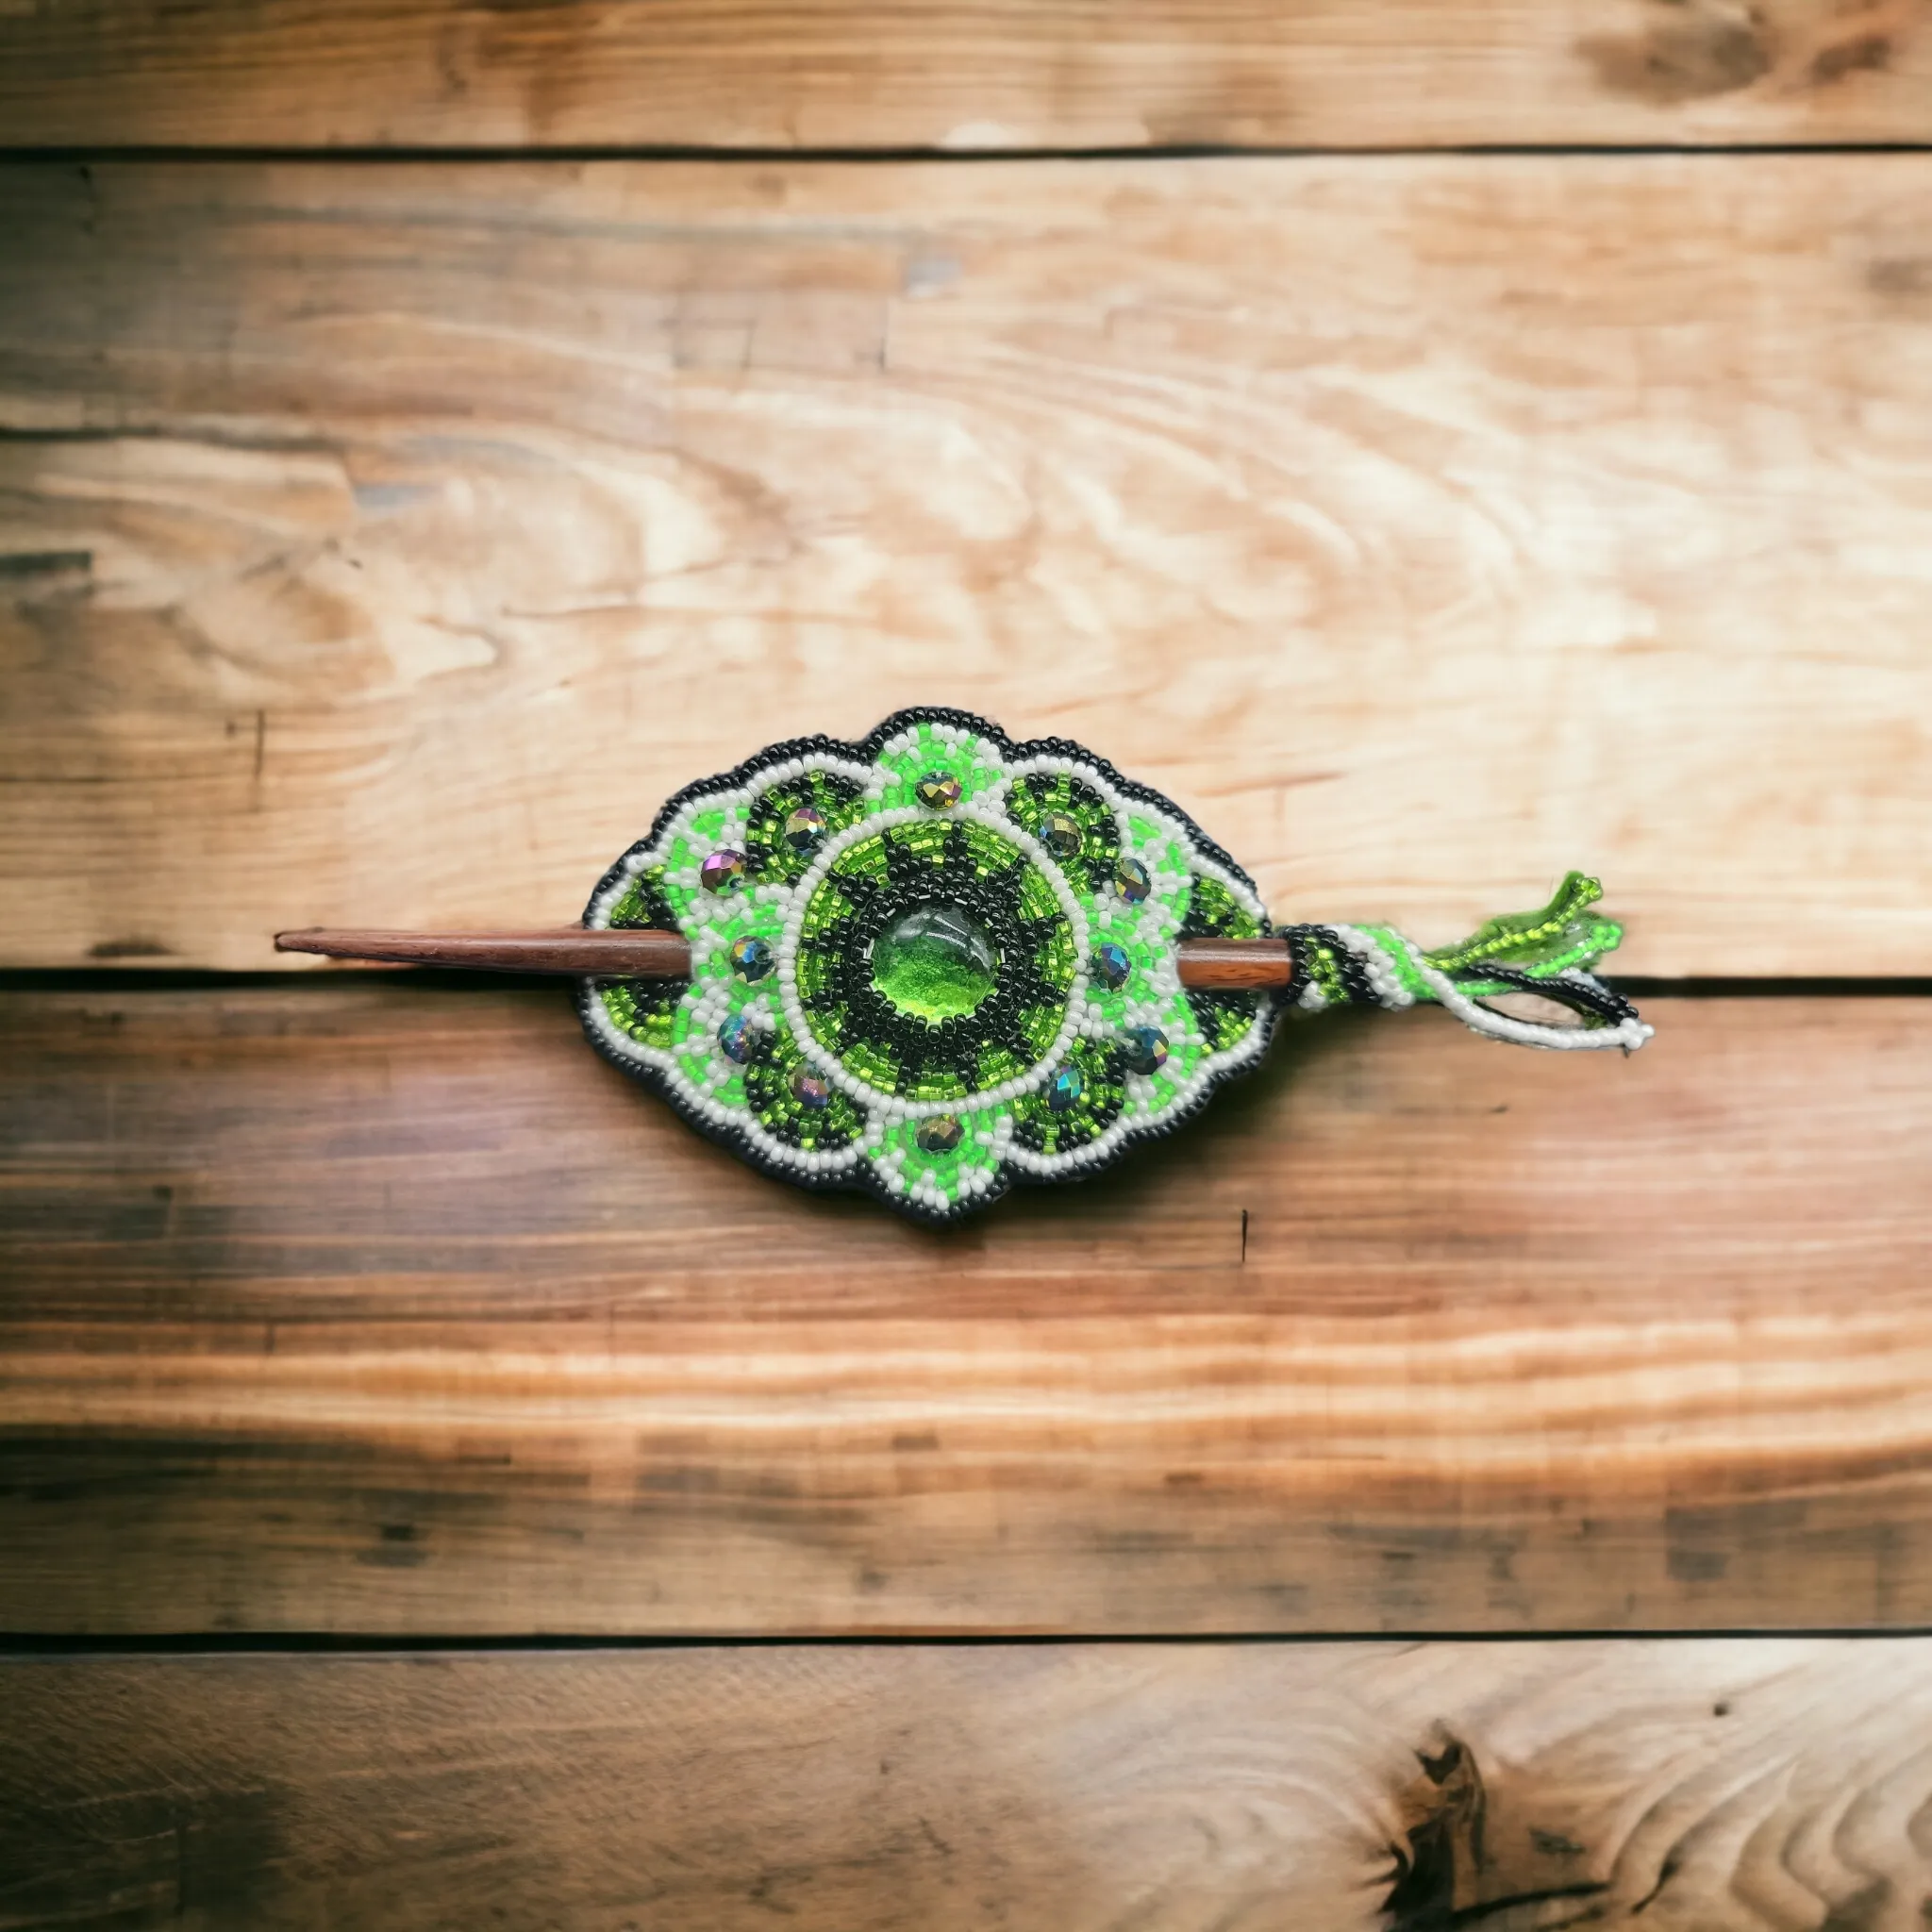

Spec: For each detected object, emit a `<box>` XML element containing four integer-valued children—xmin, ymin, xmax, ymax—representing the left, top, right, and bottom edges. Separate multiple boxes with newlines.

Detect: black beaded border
<box><xmin>575</xmin><ymin>706</ymin><xmax>1290</xmax><ymax>1225</ymax></box>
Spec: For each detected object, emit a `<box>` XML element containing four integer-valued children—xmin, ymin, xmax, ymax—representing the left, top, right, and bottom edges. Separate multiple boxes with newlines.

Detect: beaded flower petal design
<box><xmin>577</xmin><ymin>707</ymin><xmax>1283</xmax><ymax>1221</ymax></box>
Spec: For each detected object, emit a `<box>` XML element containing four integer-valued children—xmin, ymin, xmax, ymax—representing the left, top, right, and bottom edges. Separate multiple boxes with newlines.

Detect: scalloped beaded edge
<box><xmin>575</xmin><ymin>706</ymin><xmax>1285</xmax><ymax>1224</ymax></box>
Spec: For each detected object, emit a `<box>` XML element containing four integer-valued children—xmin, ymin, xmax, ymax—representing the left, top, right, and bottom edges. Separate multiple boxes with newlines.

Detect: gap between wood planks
<box><xmin>9</xmin><ymin>1627</ymin><xmax>1932</xmax><ymax>1654</ymax></box>
<box><xmin>10</xmin><ymin>142</ymin><xmax>1932</xmax><ymax>162</ymax></box>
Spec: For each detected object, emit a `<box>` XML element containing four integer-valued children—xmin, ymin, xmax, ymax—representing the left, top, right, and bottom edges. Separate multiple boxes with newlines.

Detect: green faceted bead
<box><xmin>1041</xmin><ymin>811</ymin><xmax>1083</xmax><ymax>858</ymax></box>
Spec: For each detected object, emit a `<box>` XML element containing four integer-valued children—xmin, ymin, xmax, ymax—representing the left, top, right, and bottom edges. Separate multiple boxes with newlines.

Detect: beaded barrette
<box><xmin>281</xmin><ymin>706</ymin><xmax>1651</xmax><ymax>1222</ymax></box>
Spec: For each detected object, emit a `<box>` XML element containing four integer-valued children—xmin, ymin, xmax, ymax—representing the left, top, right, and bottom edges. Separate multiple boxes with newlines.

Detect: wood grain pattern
<box><xmin>1</xmin><ymin>0</ymin><xmax>1929</xmax><ymax>151</ymax></box>
<box><xmin>7</xmin><ymin>1640</ymin><xmax>1932</xmax><ymax>1929</ymax></box>
<box><xmin>5</xmin><ymin>158</ymin><xmax>1931</xmax><ymax>976</ymax></box>
<box><xmin>5</xmin><ymin>983</ymin><xmax>1930</xmax><ymax>1636</ymax></box>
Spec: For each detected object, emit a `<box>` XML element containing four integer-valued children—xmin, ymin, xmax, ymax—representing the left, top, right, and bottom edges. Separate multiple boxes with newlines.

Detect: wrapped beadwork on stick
<box><xmin>280</xmin><ymin>707</ymin><xmax>1650</xmax><ymax>1222</ymax></box>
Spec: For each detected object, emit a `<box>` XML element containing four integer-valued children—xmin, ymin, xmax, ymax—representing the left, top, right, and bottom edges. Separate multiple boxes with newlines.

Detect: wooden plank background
<box><xmin>8</xmin><ymin>1640</ymin><xmax>1932</xmax><ymax>1930</ymax></box>
<box><xmin>6</xmin><ymin>2</ymin><xmax>1931</xmax><ymax>1923</ymax></box>
<box><xmin>5</xmin><ymin>158</ymin><xmax>1932</xmax><ymax>975</ymax></box>
<box><xmin>1</xmin><ymin>0</ymin><xmax>1930</xmax><ymax>151</ymax></box>
<box><xmin>8</xmin><ymin>983</ymin><xmax>1930</xmax><ymax>1636</ymax></box>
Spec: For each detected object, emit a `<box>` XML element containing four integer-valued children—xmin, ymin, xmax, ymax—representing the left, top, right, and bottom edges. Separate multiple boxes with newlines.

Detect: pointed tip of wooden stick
<box><xmin>264</xmin><ymin>927</ymin><xmax>695</xmax><ymax>975</ymax></box>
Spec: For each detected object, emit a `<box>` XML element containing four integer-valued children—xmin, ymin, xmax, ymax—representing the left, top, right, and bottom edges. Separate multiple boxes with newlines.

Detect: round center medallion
<box><xmin>787</xmin><ymin>817</ymin><xmax>1080</xmax><ymax>1105</ymax></box>
<box><xmin>870</xmin><ymin>905</ymin><xmax>999</xmax><ymax>1024</ymax></box>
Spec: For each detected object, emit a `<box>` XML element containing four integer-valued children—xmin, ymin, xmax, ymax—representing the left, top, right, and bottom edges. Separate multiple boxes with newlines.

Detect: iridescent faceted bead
<box><xmin>915</xmin><ymin>771</ymin><xmax>963</xmax><ymax>810</ymax></box>
<box><xmin>783</xmin><ymin>805</ymin><xmax>826</xmax><ymax>854</ymax></box>
<box><xmin>1041</xmin><ymin>811</ymin><xmax>1083</xmax><ymax>858</ymax></box>
<box><xmin>916</xmin><ymin>1115</ymin><xmax>963</xmax><ymax>1154</ymax></box>
<box><xmin>1047</xmin><ymin>1064</ymin><xmax>1084</xmax><ymax>1112</ymax></box>
<box><xmin>700</xmin><ymin>848</ymin><xmax>746</xmax><ymax>893</ymax></box>
<box><xmin>1123</xmin><ymin>1025</ymin><xmax>1170</xmax><ymax>1074</ymax></box>
<box><xmin>729</xmin><ymin>936</ymin><xmax>774</xmax><ymax>982</ymax></box>
<box><xmin>717</xmin><ymin>1014</ymin><xmax>755</xmax><ymax>1063</ymax></box>
<box><xmin>1091</xmin><ymin>941</ymin><xmax>1130</xmax><ymax>989</ymax></box>
<box><xmin>791</xmin><ymin>1068</ymin><xmax>832</xmax><ymax>1109</ymax></box>
<box><xmin>1114</xmin><ymin>857</ymin><xmax>1151</xmax><ymax>903</ymax></box>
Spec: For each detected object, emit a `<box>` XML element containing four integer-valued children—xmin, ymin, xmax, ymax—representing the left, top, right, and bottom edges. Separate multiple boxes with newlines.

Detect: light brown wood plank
<box><xmin>4</xmin><ymin>158</ymin><xmax>1930</xmax><ymax>976</ymax></box>
<box><xmin>1</xmin><ymin>0</ymin><xmax>1929</xmax><ymax>150</ymax></box>
<box><xmin>5</xmin><ymin>985</ymin><xmax>1930</xmax><ymax>1636</ymax></box>
<box><xmin>6</xmin><ymin>1640</ymin><xmax>1932</xmax><ymax>1929</ymax></box>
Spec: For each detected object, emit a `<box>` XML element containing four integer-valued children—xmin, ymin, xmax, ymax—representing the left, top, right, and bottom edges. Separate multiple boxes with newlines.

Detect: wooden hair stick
<box><xmin>274</xmin><ymin>926</ymin><xmax>1293</xmax><ymax>990</ymax></box>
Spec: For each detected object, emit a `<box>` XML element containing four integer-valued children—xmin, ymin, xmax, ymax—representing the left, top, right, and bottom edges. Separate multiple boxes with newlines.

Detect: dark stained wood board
<box><xmin>5</xmin><ymin>158</ymin><xmax>1932</xmax><ymax>975</ymax></box>
<box><xmin>7</xmin><ymin>1640</ymin><xmax>1932</xmax><ymax>1929</ymax></box>
<box><xmin>5</xmin><ymin>982</ymin><xmax>1929</xmax><ymax>1637</ymax></box>
<box><xmin>1</xmin><ymin>0</ymin><xmax>1928</xmax><ymax>151</ymax></box>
